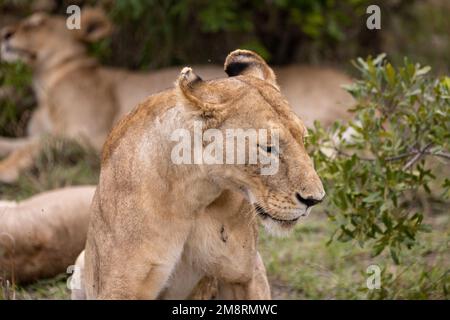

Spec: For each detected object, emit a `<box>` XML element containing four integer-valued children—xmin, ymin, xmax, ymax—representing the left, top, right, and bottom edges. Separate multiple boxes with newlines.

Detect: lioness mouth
<box><xmin>4</xmin><ymin>45</ymin><xmax>36</xmax><ymax>59</ymax></box>
<box><xmin>254</xmin><ymin>203</ymin><xmax>300</xmax><ymax>225</ymax></box>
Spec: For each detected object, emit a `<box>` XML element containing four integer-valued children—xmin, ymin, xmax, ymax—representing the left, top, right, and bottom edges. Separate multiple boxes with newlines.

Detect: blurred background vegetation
<box><xmin>1</xmin><ymin>0</ymin><xmax>449</xmax><ymax>136</ymax></box>
<box><xmin>0</xmin><ymin>0</ymin><xmax>449</xmax><ymax>70</ymax></box>
<box><xmin>0</xmin><ymin>0</ymin><xmax>448</xmax><ymax>299</ymax></box>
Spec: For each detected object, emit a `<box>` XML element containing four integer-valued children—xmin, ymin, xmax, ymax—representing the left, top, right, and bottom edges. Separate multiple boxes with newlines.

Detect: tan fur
<box><xmin>0</xmin><ymin>186</ymin><xmax>95</xmax><ymax>283</ymax></box>
<box><xmin>79</xmin><ymin>50</ymin><xmax>325</xmax><ymax>300</ymax></box>
<box><xmin>0</xmin><ymin>8</ymin><xmax>353</xmax><ymax>183</ymax></box>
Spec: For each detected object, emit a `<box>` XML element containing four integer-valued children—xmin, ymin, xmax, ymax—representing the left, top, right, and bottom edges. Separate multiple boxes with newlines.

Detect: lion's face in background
<box><xmin>0</xmin><ymin>8</ymin><xmax>111</xmax><ymax>68</ymax></box>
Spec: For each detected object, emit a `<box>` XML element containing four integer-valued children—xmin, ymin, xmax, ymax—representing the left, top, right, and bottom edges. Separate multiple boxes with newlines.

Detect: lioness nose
<box><xmin>295</xmin><ymin>192</ymin><xmax>324</xmax><ymax>207</ymax></box>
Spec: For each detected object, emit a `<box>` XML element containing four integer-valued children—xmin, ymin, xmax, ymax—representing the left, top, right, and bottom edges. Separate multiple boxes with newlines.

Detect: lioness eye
<box><xmin>258</xmin><ymin>144</ymin><xmax>275</xmax><ymax>154</ymax></box>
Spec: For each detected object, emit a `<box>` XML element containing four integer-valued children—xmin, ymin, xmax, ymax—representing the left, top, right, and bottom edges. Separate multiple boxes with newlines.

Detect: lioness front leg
<box><xmin>217</xmin><ymin>252</ymin><xmax>271</xmax><ymax>300</ymax></box>
<box><xmin>86</xmin><ymin>235</ymin><xmax>189</xmax><ymax>299</ymax></box>
<box><xmin>0</xmin><ymin>137</ymin><xmax>37</xmax><ymax>157</ymax></box>
<box><xmin>0</xmin><ymin>137</ymin><xmax>41</xmax><ymax>183</ymax></box>
<box><xmin>84</xmin><ymin>194</ymin><xmax>193</xmax><ymax>299</ymax></box>
<box><xmin>85</xmin><ymin>239</ymin><xmax>188</xmax><ymax>299</ymax></box>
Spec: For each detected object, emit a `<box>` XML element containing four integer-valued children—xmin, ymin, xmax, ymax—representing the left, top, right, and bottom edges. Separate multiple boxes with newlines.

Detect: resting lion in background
<box><xmin>0</xmin><ymin>7</ymin><xmax>353</xmax><ymax>183</ymax></box>
<box><xmin>73</xmin><ymin>50</ymin><xmax>325</xmax><ymax>299</ymax></box>
<box><xmin>0</xmin><ymin>186</ymin><xmax>95</xmax><ymax>283</ymax></box>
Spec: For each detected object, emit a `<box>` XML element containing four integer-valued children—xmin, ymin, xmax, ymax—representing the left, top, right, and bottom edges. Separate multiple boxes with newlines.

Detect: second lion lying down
<box><xmin>73</xmin><ymin>50</ymin><xmax>325</xmax><ymax>299</ymax></box>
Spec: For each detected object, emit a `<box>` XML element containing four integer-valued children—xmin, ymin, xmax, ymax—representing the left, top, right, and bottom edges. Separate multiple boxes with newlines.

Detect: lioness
<box><xmin>0</xmin><ymin>7</ymin><xmax>353</xmax><ymax>183</ymax></box>
<box><xmin>77</xmin><ymin>50</ymin><xmax>325</xmax><ymax>299</ymax></box>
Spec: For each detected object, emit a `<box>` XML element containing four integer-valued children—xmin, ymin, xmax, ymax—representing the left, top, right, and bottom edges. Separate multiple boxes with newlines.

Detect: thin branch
<box><xmin>329</xmin><ymin>142</ymin><xmax>449</xmax><ymax>167</ymax></box>
<box><xmin>402</xmin><ymin>143</ymin><xmax>433</xmax><ymax>170</ymax></box>
<box><xmin>332</xmin><ymin>147</ymin><xmax>375</xmax><ymax>161</ymax></box>
<box><xmin>424</xmin><ymin>151</ymin><xmax>450</xmax><ymax>160</ymax></box>
<box><xmin>332</xmin><ymin>147</ymin><xmax>416</xmax><ymax>162</ymax></box>
<box><xmin>402</xmin><ymin>152</ymin><xmax>423</xmax><ymax>170</ymax></box>
<box><xmin>385</xmin><ymin>152</ymin><xmax>417</xmax><ymax>161</ymax></box>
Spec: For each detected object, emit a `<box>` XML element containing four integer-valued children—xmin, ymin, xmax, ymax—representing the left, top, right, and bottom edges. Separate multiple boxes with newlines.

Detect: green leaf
<box><xmin>385</xmin><ymin>63</ymin><xmax>396</xmax><ymax>85</ymax></box>
<box><xmin>415</xmin><ymin>66</ymin><xmax>431</xmax><ymax>77</ymax></box>
<box><xmin>390</xmin><ymin>247</ymin><xmax>400</xmax><ymax>264</ymax></box>
<box><xmin>362</xmin><ymin>192</ymin><xmax>381</xmax><ymax>203</ymax></box>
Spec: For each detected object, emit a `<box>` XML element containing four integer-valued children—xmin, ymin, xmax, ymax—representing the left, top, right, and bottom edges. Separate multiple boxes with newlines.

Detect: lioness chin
<box><xmin>78</xmin><ymin>50</ymin><xmax>325</xmax><ymax>300</ymax></box>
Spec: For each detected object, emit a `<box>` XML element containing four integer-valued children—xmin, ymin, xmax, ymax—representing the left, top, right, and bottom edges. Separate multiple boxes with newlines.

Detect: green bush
<box><xmin>99</xmin><ymin>0</ymin><xmax>377</xmax><ymax>67</ymax></box>
<box><xmin>308</xmin><ymin>54</ymin><xmax>450</xmax><ymax>263</ymax></box>
<box><xmin>0</xmin><ymin>61</ymin><xmax>33</xmax><ymax>137</ymax></box>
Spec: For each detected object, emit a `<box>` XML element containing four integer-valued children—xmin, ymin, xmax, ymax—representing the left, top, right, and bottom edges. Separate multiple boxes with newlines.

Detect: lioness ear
<box><xmin>177</xmin><ymin>67</ymin><xmax>214</xmax><ymax>113</ymax></box>
<box><xmin>224</xmin><ymin>49</ymin><xmax>278</xmax><ymax>89</ymax></box>
<box><xmin>77</xmin><ymin>7</ymin><xmax>112</xmax><ymax>42</ymax></box>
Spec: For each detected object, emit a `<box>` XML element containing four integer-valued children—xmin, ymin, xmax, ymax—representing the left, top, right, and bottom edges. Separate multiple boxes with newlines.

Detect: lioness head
<box><xmin>0</xmin><ymin>7</ymin><xmax>111</xmax><ymax>68</ymax></box>
<box><xmin>177</xmin><ymin>50</ymin><xmax>325</xmax><ymax>235</ymax></box>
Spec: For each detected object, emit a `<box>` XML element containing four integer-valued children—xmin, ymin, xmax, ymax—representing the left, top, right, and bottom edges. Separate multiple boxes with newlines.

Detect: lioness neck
<box><xmin>100</xmin><ymin>98</ymin><xmax>226</xmax><ymax>218</ymax></box>
<box><xmin>33</xmin><ymin>46</ymin><xmax>97</xmax><ymax>93</ymax></box>
<box><xmin>153</xmin><ymin>105</ymin><xmax>225</xmax><ymax>214</ymax></box>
